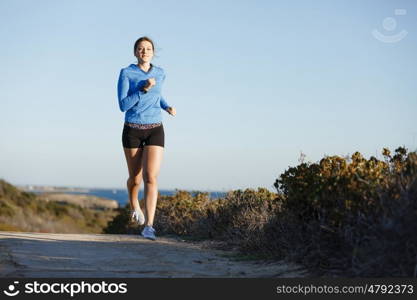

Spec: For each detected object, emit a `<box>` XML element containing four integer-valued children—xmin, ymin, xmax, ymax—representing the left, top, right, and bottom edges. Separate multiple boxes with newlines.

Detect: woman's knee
<box><xmin>127</xmin><ymin>176</ymin><xmax>142</xmax><ymax>186</ymax></box>
<box><xmin>142</xmin><ymin>172</ymin><xmax>158</xmax><ymax>185</ymax></box>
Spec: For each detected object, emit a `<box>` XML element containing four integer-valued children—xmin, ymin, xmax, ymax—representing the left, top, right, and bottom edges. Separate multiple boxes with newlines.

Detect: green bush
<box><xmin>271</xmin><ymin>146</ymin><xmax>417</xmax><ymax>276</ymax></box>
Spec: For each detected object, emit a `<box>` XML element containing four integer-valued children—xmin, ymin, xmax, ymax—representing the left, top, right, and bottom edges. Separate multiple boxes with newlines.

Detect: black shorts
<box><xmin>122</xmin><ymin>124</ymin><xmax>165</xmax><ymax>148</ymax></box>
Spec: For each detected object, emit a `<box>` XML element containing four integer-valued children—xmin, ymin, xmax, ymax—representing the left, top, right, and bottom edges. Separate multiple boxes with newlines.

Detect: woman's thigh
<box><xmin>142</xmin><ymin>146</ymin><xmax>164</xmax><ymax>182</ymax></box>
<box><xmin>123</xmin><ymin>147</ymin><xmax>144</xmax><ymax>178</ymax></box>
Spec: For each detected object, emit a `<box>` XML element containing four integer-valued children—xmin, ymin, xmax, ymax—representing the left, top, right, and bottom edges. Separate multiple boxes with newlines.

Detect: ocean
<box><xmin>30</xmin><ymin>189</ymin><xmax>228</xmax><ymax>207</ymax></box>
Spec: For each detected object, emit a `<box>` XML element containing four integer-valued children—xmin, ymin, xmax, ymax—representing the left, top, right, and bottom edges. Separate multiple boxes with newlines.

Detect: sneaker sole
<box><xmin>142</xmin><ymin>234</ymin><xmax>156</xmax><ymax>241</ymax></box>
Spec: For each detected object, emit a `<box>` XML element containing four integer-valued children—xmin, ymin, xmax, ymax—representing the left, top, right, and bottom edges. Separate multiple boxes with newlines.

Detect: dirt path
<box><xmin>0</xmin><ymin>231</ymin><xmax>307</xmax><ymax>278</ymax></box>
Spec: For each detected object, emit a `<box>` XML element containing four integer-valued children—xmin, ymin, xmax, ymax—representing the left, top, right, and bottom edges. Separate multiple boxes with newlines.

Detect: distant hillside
<box><xmin>37</xmin><ymin>192</ymin><xmax>118</xmax><ymax>210</ymax></box>
<box><xmin>0</xmin><ymin>179</ymin><xmax>118</xmax><ymax>233</ymax></box>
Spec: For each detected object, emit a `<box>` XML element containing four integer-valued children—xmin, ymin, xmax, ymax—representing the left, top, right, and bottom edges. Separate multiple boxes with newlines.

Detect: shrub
<box><xmin>272</xmin><ymin>146</ymin><xmax>417</xmax><ymax>276</ymax></box>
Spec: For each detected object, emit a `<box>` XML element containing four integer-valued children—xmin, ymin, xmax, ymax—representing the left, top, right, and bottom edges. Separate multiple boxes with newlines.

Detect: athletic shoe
<box><xmin>141</xmin><ymin>226</ymin><xmax>156</xmax><ymax>240</ymax></box>
<box><xmin>130</xmin><ymin>209</ymin><xmax>145</xmax><ymax>226</ymax></box>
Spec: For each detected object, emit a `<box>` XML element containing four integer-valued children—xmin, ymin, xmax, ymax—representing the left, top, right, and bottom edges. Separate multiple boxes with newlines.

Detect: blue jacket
<box><xmin>117</xmin><ymin>63</ymin><xmax>170</xmax><ymax>124</ymax></box>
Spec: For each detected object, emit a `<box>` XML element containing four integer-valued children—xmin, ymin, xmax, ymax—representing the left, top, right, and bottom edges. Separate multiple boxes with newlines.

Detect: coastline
<box><xmin>18</xmin><ymin>186</ymin><xmax>228</xmax><ymax>207</ymax></box>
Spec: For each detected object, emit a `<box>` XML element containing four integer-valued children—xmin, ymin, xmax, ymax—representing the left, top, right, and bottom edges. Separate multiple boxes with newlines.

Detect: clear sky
<box><xmin>1</xmin><ymin>0</ymin><xmax>416</xmax><ymax>192</ymax></box>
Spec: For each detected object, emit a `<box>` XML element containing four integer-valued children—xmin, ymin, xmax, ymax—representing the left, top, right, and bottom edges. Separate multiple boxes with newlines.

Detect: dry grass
<box><xmin>0</xmin><ymin>179</ymin><xmax>118</xmax><ymax>234</ymax></box>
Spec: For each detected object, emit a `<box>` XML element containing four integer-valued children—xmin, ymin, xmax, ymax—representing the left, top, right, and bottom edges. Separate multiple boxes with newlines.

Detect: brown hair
<box><xmin>133</xmin><ymin>36</ymin><xmax>155</xmax><ymax>54</ymax></box>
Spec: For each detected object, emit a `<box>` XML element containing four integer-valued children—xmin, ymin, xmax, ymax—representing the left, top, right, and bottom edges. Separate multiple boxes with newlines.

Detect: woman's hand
<box><xmin>166</xmin><ymin>107</ymin><xmax>176</xmax><ymax>116</ymax></box>
<box><xmin>143</xmin><ymin>77</ymin><xmax>156</xmax><ymax>92</ymax></box>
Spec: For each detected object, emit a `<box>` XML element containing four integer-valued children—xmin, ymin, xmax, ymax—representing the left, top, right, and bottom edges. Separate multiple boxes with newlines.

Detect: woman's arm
<box><xmin>159</xmin><ymin>72</ymin><xmax>172</xmax><ymax>112</ymax></box>
<box><xmin>117</xmin><ymin>70</ymin><xmax>147</xmax><ymax>112</ymax></box>
<box><xmin>160</xmin><ymin>95</ymin><xmax>170</xmax><ymax>111</ymax></box>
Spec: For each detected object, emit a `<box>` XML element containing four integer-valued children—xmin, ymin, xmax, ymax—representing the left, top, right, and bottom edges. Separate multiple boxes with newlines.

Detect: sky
<box><xmin>1</xmin><ymin>0</ymin><xmax>416</xmax><ymax>192</ymax></box>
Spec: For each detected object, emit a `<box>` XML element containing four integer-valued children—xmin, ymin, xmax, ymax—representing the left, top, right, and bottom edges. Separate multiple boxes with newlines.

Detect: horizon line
<box><xmin>15</xmin><ymin>183</ymin><xmax>248</xmax><ymax>193</ymax></box>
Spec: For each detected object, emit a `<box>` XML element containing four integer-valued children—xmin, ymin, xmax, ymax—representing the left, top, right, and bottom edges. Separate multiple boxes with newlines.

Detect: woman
<box><xmin>117</xmin><ymin>36</ymin><xmax>176</xmax><ymax>240</ymax></box>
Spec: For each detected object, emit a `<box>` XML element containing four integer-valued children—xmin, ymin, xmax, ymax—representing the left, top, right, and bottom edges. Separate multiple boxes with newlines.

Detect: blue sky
<box><xmin>1</xmin><ymin>0</ymin><xmax>416</xmax><ymax>192</ymax></box>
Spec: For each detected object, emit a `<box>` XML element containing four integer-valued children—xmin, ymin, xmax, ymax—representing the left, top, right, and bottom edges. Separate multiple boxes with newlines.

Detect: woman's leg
<box><xmin>142</xmin><ymin>145</ymin><xmax>164</xmax><ymax>226</ymax></box>
<box><xmin>123</xmin><ymin>147</ymin><xmax>144</xmax><ymax>211</ymax></box>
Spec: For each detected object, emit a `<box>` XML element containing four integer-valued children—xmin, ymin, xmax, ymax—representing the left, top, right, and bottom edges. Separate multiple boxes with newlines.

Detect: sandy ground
<box><xmin>0</xmin><ymin>231</ymin><xmax>308</xmax><ymax>278</ymax></box>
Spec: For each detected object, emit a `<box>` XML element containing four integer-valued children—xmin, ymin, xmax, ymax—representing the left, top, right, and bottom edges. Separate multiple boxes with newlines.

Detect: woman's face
<box><xmin>135</xmin><ymin>41</ymin><xmax>154</xmax><ymax>64</ymax></box>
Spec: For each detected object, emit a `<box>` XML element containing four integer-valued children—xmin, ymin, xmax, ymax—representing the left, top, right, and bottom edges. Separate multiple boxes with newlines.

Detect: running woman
<box><xmin>117</xmin><ymin>36</ymin><xmax>176</xmax><ymax>240</ymax></box>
